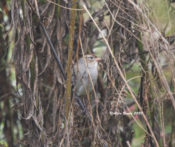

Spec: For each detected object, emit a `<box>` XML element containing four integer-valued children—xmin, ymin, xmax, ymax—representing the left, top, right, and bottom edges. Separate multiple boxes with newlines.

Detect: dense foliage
<box><xmin>0</xmin><ymin>0</ymin><xmax>175</xmax><ymax>146</ymax></box>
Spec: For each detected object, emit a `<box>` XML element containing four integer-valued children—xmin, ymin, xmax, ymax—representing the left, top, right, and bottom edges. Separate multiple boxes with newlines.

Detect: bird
<box><xmin>72</xmin><ymin>54</ymin><xmax>101</xmax><ymax>97</ymax></box>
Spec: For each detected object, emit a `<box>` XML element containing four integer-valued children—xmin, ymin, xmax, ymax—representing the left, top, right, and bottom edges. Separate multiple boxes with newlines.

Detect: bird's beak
<box><xmin>95</xmin><ymin>57</ymin><xmax>102</xmax><ymax>62</ymax></box>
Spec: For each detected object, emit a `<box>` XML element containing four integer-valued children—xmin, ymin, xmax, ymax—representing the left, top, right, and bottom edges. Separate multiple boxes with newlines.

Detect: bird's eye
<box><xmin>89</xmin><ymin>56</ymin><xmax>94</xmax><ymax>60</ymax></box>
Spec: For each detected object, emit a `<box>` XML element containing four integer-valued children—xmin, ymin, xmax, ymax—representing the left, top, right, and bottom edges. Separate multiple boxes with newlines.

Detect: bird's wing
<box><xmin>72</xmin><ymin>63</ymin><xmax>87</xmax><ymax>90</ymax></box>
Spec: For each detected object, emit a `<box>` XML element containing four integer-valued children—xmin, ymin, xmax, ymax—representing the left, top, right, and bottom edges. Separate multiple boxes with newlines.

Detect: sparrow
<box><xmin>72</xmin><ymin>54</ymin><xmax>101</xmax><ymax>97</ymax></box>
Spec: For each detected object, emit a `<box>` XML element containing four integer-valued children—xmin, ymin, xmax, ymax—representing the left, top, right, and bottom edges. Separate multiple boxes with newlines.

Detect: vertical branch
<box><xmin>137</xmin><ymin>39</ymin><xmax>149</xmax><ymax>113</ymax></box>
<box><xmin>65</xmin><ymin>1</ymin><xmax>77</xmax><ymax>121</ymax></box>
<box><xmin>64</xmin><ymin>2</ymin><xmax>77</xmax><ymax>146</ymax></box>
<box><xmin>75</xmin><ymin>10</ymin><xmax>83</xmax><ymax>61</ymax></box>
<box><xmin>137</xmin><ymin>39</ymin><xmax>155</xmax><ymax>145</ymax></box>
<box><xmin>0</xmin><ymin>1</ymin><xmax>16</xmax><ymax>146</ymax></box>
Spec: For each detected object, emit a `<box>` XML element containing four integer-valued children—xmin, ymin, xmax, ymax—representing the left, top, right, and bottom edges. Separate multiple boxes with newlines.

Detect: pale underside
<box><xmin>73</xmin><ymin>58</ymin><xmax>98</xmax><ymax>96</ymax></box>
